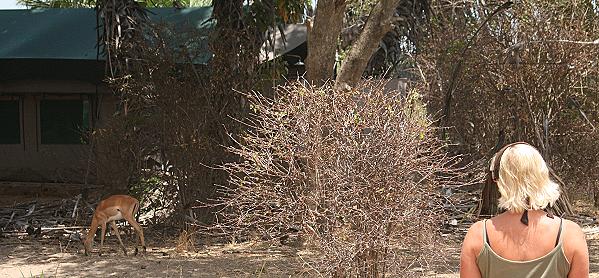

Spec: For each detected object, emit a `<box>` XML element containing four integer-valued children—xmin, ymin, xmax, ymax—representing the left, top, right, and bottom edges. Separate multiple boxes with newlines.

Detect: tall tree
<box><xmin>305</xmin><ymin>0</ymin><xmax>347</xmax><ymax>85</ymax></box>
<box><xmin>306</xmin><ymin>0</ymin><xmax>430</xmax><ymax>88</ymax></box>
<box><xmin>334</xmin><ymin>0</ymin><xmax>401</xmax><ymax>89</ymax></box>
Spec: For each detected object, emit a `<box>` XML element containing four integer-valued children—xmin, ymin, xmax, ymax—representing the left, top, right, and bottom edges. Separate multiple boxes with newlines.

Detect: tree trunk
<box><xmin>334</xmin><ymin>0</ymin><xmax>400</xmax><ymax>90</ymax></box>
<box><xmin>305</xmin><ymin>0</ymin><xmax>347</xmax><ymax>85</ymax></box>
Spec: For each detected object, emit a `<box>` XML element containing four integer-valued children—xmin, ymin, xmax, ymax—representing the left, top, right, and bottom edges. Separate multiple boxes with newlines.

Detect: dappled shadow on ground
<box><xmin>4</xmin><ymin>231</ymin><xmax>599</xmax><ymax>277</ymax></box>
<box><xmin>3</xmin><ymin>195</ymin><xmax>599</xmax><ymax>277</ymax></box>
<box><xmin>0</xmin><ymin>236</ymin><xmax>316</xmax><ymax>278</ymax></box>
<box><xmin>0</xmin><ymin>194</ymin><xmax>311</xmax><ymax>277</ymax></box>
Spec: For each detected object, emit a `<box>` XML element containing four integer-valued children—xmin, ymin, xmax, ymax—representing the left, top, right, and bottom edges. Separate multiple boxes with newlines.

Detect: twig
<box><xmin>2</xmin><ymin>211</ymin><xmax>15</xmax><ymax>231</ymax></box>
<box><xmin>72</xmin><ymin>194</ymin><xmax>82</xmax><ymax>218</ymax></box>
<box><xmin>25</xmin><ymin>204</ymin><xmax>36</xmax><ymax>217</ymax></box>
<box><xmin>439</xmin><ymin>1</ymin><xmax>514</xmax><ymax>138</ymax></box>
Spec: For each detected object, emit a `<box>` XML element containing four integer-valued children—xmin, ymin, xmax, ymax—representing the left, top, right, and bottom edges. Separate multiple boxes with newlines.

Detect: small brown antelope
<box><xmin>83</xmin><ymin>195</ymin><xmax>146</xmax><ymax>256</ymax></box>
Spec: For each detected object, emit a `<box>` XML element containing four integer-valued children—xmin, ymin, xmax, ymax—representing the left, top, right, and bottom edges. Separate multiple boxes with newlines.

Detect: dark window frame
<box><xmin>0</xmin><ymin>96</ymin><xmax>23</xmax><ymax>145</ymax></box>
<box><xmin>38</xmin><ymin>95</ymin><xmax>93</xmax><ymax>145</ymax></box>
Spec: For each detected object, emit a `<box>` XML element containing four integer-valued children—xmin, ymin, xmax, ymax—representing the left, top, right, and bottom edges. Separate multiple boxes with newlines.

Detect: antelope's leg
<box><xmin>110</xmin><ymin>221</ymin><xmax>127</xmax><ymax>255</ymax></box>
<box><xmin>99</xmin><ymin>222</ymin><xmax>107</xmax><ymax>256</ymax></box>
<box><xmin>123</xmin><ymin>214</ymin><xmax>146</xmax><ymax>254</ymax></box>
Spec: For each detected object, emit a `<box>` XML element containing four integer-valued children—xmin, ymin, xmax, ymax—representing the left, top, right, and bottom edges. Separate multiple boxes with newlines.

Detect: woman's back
<box><xmin>460</xmin><ymin>143</ymin><xmax>589</xmax><ymax>277</ymax></box>
<box><xmin>461</xmin><ymin>210</ymin><xmax>589</xmax><ymax>278</ymax></box>
<box><xmin>484</xmin><ymin>210</ymin><xmax>563</xmax><ymax>261</ymax></box>
<box><xmin>477</xmin><ymin>211</ymin><xmax>569</xmax><ymax>277</ymax></box>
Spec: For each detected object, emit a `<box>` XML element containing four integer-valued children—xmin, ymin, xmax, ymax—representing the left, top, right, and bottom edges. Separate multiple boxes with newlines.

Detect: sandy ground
<box><xmin>2</xmin><ymin>232</ymin><xmax>599</xmax><ymax>278</ymax></box>
<box><xmin>0</xmin><ymin>238</ymin><xmax>316</xmax><ymax>278</ymax></box>
<box><xmin>2</xmin><ymin>196</ymin><xmax>599</xmax><ymax>277</ymax></box>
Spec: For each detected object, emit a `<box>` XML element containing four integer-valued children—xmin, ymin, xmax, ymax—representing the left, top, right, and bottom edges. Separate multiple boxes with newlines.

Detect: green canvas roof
<box><xmin>0</xmin><ymin>7</ymin><xmax>306</xmax><ymax>83</ymax></box>
<box><xmin>0</xmin><ymin>7</ymin><xmax>213</xmax><ymax>62</ymax></box>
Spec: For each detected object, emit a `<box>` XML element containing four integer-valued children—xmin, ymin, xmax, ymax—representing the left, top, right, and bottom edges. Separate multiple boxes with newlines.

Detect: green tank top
<box><xmin>476</xmin><ymin>219</ymin><xmax>570</xmax><ymax>278</ymax></box>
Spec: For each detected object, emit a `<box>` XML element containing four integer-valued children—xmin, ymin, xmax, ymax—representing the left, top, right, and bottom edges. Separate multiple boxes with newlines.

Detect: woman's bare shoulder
<box><xmin>462</xmin><ymin>220</ymin><xmax>486</xmax><ymax>253</ymax></box>
<box><xmin>562</xmin><ymin>218</ymin><xmax>584</xmax><ymax>236</ymax></box>
<box><xmin>561</xmin><ymin>218</ymin><xmax>588</xmax><ymax>260</ymax></box>
<box><xmin>467</xmin><ymin>220</ymin><xmax>486</xmax><ymax>233</ymax></box>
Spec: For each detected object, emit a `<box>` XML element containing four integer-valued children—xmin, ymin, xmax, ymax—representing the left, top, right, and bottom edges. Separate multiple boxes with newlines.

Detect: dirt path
<box><xmin>2</xmin><ymin>196</ymin><xmax>599</xmax><ymax>277</ymax></box>
<box><xmin>0</xmin><ymin>238</ymin><xmax>315</xmax><ymax>278</ymax></box>
<box><xmin>2</xmin><ymin>232</ymin><xmax>599</xmax><ymax>278</ymax></box>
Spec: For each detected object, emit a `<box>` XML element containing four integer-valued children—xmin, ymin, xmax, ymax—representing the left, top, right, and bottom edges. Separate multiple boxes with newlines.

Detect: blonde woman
<box><xmin>460</xmin><ymin>142</ymin><xmax>589</xmax><ymax>278</ymax></box>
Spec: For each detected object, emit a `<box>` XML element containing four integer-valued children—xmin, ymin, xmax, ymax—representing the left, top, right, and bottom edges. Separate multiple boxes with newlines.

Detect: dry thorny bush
<box><xmin>212</xmin><ymin>81</ymin><xmax>462</xmax><ymax>277</ymax></box>
<box><xmin>416</xmin><ymin>0</ymin><xmax>599</xmax><ymax>201</ymax></box>
<box><xmin>91</xmin><ymin>29</ymin><xmax>211</xmax><ymax>223</ymax></box>
<box><xmin>91</xmin><ymin>15</ymin><xmax>260</xmax><ymax>224</ymax></box>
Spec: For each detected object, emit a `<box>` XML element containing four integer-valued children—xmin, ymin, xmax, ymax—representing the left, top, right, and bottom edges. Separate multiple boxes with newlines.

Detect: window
<box><xmin>0</xmin><ymin>100</ymin><xmax>21</xmax><ymax>144</ymax></box>
<box><xmin>40</xmin><ymin>99</ymin><xmax>90</xmax><ymax>144</ymax></box>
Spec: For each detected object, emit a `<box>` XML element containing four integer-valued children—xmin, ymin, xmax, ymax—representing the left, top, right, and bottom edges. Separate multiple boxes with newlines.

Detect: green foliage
<box><xmin>217</xmin><ymin>0</ymin><xmax>311</xmax><ymax>34</ymax></box>
<box><xmin>130</xmin><ymin>176</ymin><xmax>163</xmax><ymax>201</ymax></box>
<box><xmin>129</xmin><ymin>175</ymin><xmax>169</xmax><ymax>216</ymax></box>
<box><xmin>246</xmin><ymin>0</ymin><xmax>311</xmax><ymax>55</ymax></box>
<box><xmin>345</xmin><ymin>0</ymin><xmax>377</xmax><ymax>26</ymax></box>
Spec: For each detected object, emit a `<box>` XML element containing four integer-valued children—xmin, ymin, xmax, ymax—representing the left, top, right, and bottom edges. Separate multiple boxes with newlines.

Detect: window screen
<box><xmin>0</xmin><ymin>100</ymin><xmax>20</xmax><ymax>144</ymax></box>
<box><xmin>40</xmin><ymin>99</ymin><xmax>90</xmax><ymax>144</ymax></box>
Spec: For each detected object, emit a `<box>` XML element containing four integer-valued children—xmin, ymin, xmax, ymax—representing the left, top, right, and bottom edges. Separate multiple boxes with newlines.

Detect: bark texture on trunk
<box><xmin>335</xmin><ymin>0</ymin><xmax>401</xmax><ymax>90</ymax></box>
<box><xmin>305</xmin><ymin>0</ymin><xmax>347</xmax><ymax>85</ymax></box>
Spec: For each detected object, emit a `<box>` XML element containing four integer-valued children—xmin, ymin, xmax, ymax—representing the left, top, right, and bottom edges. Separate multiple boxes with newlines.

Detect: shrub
<box><xmin>214</xmin><ymin>81</ymin><xmax>460</xmax><ymax>276</ymax></box>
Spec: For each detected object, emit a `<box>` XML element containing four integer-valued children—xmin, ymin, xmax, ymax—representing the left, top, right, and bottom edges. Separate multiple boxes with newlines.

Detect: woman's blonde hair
<box><xmin>490</xmin><ymin>144</ymin><xmax>560</xmax><ymax>213</ymax></box>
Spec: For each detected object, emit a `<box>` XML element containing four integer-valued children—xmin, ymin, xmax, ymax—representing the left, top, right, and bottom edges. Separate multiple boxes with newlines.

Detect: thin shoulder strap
<box><xmin>483</xmin><ymin>219</ymin><xmax>491</xmax><ymax>247</ymax></box>
<box><xmin>555</xmin><ymin>218</ymin><xmax>564</xmax><ymax>246</ymax></box>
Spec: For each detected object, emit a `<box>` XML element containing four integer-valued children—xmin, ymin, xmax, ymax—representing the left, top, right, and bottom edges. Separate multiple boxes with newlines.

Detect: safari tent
<box><xmin>0</xmin><ymin>7</ymin><xmax>307</xmax><ymax>187</ymax></box>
